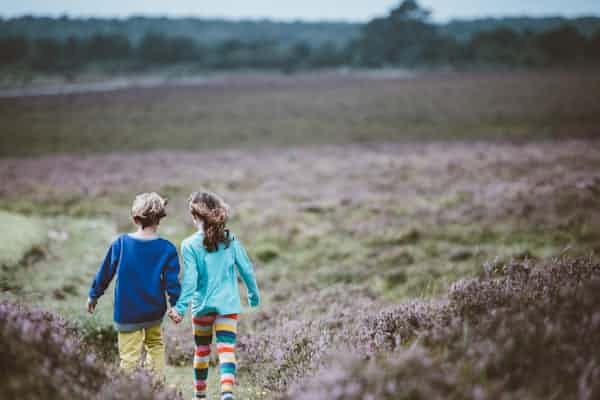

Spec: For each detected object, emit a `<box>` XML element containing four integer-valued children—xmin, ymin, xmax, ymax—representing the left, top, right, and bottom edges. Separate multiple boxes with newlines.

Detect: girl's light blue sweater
<box><xmin>173</xmin><ymin>231</ymin><xmax>260</xmax><ymax>317</ymax></box>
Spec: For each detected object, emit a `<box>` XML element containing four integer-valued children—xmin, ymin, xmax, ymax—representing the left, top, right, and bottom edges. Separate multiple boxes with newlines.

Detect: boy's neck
<box><xmin>132</xmin><ymin>226</ymin><xmax>159</xmax><ymax>239</ymax></box>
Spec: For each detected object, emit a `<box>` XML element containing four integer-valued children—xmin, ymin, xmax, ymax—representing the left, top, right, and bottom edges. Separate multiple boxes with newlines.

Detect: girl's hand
<box><xmin>168</xmin><ymin>308</ymin><xmax>183</xmax><ymax>324</ymax></box>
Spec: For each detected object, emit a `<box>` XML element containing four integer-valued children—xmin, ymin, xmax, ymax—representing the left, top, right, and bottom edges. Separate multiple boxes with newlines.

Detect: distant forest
<box><xmin>1</xmin><ymin>0</ymin><xmax>600</xmax><ymax>74</ymax></box>
<box><xmin>0</xmin><ymin>17</ymin><xmax>360</xmax><ymax>47</ymax></box>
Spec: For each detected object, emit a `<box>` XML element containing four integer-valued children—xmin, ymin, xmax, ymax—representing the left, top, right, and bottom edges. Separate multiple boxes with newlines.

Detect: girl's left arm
<box><xmin>233</xmin><ymin>237</ymin><xmax>260</xmax><ymax>307</ymax></box>
<box><xmin>173</xmin><ymin>242</ymin><xmax>198</xmax><ymax>317</ymax></box>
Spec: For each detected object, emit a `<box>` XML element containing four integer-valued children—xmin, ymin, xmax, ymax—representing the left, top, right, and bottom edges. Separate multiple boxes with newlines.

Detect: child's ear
<box><xmin>132</xmin><ymin>217</ymin><xmax>140</xmax><ymax>226</ymax></box>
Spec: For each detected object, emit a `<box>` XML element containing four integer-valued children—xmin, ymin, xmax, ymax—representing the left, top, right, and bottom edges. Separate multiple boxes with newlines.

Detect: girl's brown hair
<box><xmin>188</xmin><ymin>191</ymin><xmax>231</xmax><ymax>252</ymax></box>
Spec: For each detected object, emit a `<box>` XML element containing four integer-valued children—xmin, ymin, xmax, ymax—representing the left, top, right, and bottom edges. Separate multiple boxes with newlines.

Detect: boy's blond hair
<box><xmin>131</xmin><ymin>192</ymin><xmax>168</xmax><ymax>228</ymax></box>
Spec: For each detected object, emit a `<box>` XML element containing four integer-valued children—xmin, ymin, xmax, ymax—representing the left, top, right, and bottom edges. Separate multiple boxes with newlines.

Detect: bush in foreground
<box><xmin>0</xmin><ymin>302</ymin><xmax>180</xmax><ymax>400</ymax></box>
<box><xmin>286</xmin><ymin>258</ymin><xmax>600</xmax><ymax>399</ymax></box>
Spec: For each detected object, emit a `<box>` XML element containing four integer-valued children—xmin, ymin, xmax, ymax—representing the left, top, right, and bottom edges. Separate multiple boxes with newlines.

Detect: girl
<box><xmin>169</xmin><ymin>191</ymin><xmax>260</xmax><ymax>400</ymax></box>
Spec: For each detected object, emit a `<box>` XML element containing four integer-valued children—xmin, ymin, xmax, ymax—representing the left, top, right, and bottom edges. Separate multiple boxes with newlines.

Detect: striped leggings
<box><xmin>193</xmin><ymin>313</ymin><xmax>238</xmax><ymax>400</ymax></box>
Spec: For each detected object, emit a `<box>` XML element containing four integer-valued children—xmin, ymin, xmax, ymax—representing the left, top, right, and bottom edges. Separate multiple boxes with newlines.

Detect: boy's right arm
<box><xmin>173</xmin><ymin>242</ymin><xmax>198</xmax><ymax>318</ymax></box>
<box><xmin>88</xmin><ymin>239</ymin><xmax>120</xmax><ymax>310</ymax></box>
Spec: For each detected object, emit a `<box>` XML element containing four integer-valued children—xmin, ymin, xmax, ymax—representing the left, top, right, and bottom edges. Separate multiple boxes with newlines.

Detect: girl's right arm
<box><xmin>173</xmin><ymin>241</ymin><xmax>199</xmax><ymax>317</ymax></box>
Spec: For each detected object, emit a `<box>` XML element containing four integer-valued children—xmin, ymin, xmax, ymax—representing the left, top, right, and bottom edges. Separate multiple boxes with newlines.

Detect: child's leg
<box><xmin>143</xmin><ymin>325</ymin><xmax>165</xmax><ymax>377</ymax></box>
<box><xmin>215</xmin><ymin>314</ymin><xmax>238</xmax><ymax>400</ymax></box>
<box><xmin>118</xmin><ymin>329</ymin><xmax>144</xmax><ymax>372</ymax></box>
<box><xmin>193</xmin><ymin>313</ymin><xmax>217</xmax><ymax>399</ymax></box>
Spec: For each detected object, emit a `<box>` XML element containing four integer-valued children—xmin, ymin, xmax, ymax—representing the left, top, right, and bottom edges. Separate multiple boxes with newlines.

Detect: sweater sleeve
<box><xmin>173</xmin><ymin>242</ymin><xmax>199</xmax><ymax>316</ymax></box>
<box><xmin>88</xmin><ymin>238</ymin><xmax>120</xmax><ymax>301</ymax></box>
<box><xmin>233</xmin><ymin>236</ymin><xmax>260</xmax><ymax>307</ymax></box>
<box><xmin>164</xmin><ymin>244</ymin><xmax>181</xmax><ymax>307</ymax></box>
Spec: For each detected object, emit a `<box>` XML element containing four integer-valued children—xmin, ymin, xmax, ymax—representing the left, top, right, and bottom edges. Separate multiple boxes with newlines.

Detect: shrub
<box><xmin>238</xmin><ymin>284</ymin><xmax>382</xmax><ymax>391</ymax></box>
<box><xmin>0</xmin><ymin>302</ymin><xmax>180</xmax><ymax>400</ymax></box>
<box><xmin>288</xmin><ymin>346</ymin><xmax>470</xmax><ymax>400</ymax></box>
<box><xmin>285</xmin><ymin>258</ymin><xmax>600</xmax><ymax>399</ymax></box>
<box><xmin>78</xmin><ymin>317</ymin><xmax>120</xmax><ymax>362</ymax></box>
<box><xmin>255</xmin><ymin>245</ymin><xmax>280</xmax><ymax>263</ymax></box>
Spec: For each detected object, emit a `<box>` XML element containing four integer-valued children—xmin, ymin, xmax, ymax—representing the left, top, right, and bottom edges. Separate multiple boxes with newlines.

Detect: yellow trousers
<box><xmin>117</xmin><ymin>324</ymin><xmax>165</xmax><ymax>377</ymax></box>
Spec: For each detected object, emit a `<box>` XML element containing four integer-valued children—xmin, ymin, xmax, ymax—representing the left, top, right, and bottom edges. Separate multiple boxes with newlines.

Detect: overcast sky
<box><xmin>2</xmin><ymin>0</ymin><xmax>600</xmax><ymax>22</ymax></box>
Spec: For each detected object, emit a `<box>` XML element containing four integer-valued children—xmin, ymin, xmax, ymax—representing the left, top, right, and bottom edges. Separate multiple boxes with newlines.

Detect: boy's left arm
<box><xmin>164</xmin><ymin>245</ymin><xmax>182</xmax><ymax>308</ymax></box>
<box><xmin>172</xmin><ymin>243</ymin><xmax>199</xmax><ymax>320</ymax></box>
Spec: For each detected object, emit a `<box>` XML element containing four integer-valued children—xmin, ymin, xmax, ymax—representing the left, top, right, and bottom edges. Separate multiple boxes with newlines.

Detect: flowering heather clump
<box><xmin>0</xmin><ymin>302</ymin><xmax>180</xmax><ymax>400</ymax></box>
<box><xmin>286</xmin><ymin>258</ymin><xmax>600</xmax><ymax>400</ymax></box>
<box><xmin>360</xmin><ymin>299</ymin><xmax>446</xmax><ymax>351</ymax></box>
<box><xmin>289</xmin><ymin>345</ymin><xmax>471</xmax><ymax>400</ymax></box>
<box><xmin>236</xmin><ymin>285</ymin><xmax>382</xmax><ymax>391</ymax></box>
<box><xmin>447</xmin><ymin>258</ymin><xmax>599</xmax><ymax>319</ymax></box>
<box><xmin>438</xmin><ymin>258</ymin><xmax>600</xmax><ymax>398</ymax></box>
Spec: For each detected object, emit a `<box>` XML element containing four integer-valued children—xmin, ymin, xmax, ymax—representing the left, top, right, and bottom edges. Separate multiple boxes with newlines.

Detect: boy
<box><xmin>87</xmin><ymin>192</ymin><xmax>181</xmax><ymax>377</ymax></box>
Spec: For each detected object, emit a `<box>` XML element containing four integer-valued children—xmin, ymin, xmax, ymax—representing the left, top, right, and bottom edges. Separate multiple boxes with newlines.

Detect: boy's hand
<box><xmin>87</xmin><ymin>298</ymin><xmax>97</xmax><ymax>314</ymax></box>
<box><xmin>168</xmin><ymin>308</ymin><xmax>183</xmax><ymax>324</ymax></box>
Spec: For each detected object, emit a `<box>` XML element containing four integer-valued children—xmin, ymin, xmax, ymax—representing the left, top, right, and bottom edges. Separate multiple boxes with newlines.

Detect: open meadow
<box><xmin>1</xmin><ymin>70</ymin><xmax>600</xmax><ymax>399</ymax></box>
<box><xmin>2</xmin><ymin>70</ymin><xmax>600</xmax><ymax>156</ymax></box>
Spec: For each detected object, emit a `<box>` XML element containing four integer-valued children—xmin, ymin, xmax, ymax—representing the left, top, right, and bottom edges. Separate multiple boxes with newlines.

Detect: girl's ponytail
<box><xmin>189</xmin><ymin>191</ymin><xmax>231</xmax><ymax>252</ymax></box>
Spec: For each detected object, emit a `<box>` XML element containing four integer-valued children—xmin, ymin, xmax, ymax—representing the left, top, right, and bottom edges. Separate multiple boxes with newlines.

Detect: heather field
<box><xmin>1</xmin><ymin>70</ymin><xmax>599</xmax><ymax>399</ymax></box>
<box><xmin>2</xmin><ymin>70</ymin><xmax>600</xmax><ymax>157</ymax></box>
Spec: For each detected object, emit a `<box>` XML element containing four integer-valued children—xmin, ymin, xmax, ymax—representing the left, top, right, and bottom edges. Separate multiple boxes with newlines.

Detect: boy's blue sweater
<box><xmin>89</xmin><ymin>234</ymin><xmax>181</xmax><ymax>328</ymax></box>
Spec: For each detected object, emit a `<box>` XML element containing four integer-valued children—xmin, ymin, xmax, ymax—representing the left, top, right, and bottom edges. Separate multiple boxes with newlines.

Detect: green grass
<box><xmin>0</xmin><ymin>212</ymin><xmax>124</xmax><ymax>359</ymax></box>
<box><xmin>259</xmin><ymin>218</ymin><xmax>597</xmax><ymax>301</ymax></box>
<box><xmin>0</xmin><ymin>210</ymin><xmax>47</xmax><ymax>267</ymax></box>
<box><xmin>3</xmin><ymin>165</ymin><xmax>598</xmax><ymax>308</ymax></box>
<box><xmin>166</xmin><ymin>365</ymin><xmax>269</xmax><ymax>400</ymax></box>
<box><xmin>0</xmin><ymin>214</ymin><xmax>116</xmax><ymax>326</ymax></box>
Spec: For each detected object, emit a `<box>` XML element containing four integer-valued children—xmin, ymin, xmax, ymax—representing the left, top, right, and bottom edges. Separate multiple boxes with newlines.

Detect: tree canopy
<box><xmin>1</xmin><ymin>1</ymin><xmax>599</xmax><ymax>73</ymax></box>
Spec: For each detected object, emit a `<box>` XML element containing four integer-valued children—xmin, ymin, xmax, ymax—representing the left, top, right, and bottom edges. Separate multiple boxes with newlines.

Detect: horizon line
<box><xmin>1</xmin><ymin>11</ymin><xmax>600</xmax><ymax>25</ymax></box>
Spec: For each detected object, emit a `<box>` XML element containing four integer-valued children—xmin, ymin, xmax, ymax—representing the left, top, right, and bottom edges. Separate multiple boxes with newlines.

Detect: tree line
<box><xmin>0</xmin><ymin>33</ymin><xmax>353</xmax><ymax>72</ymax></box>
<box><xmin>1</xmin><ymin>0</ymin><xmax>599</xmax><ymax>74</ymax></box>
<box><xmin>356</xmin><ymin>0</ymin><xmax>600</xmax><ymax>67</ymax></box>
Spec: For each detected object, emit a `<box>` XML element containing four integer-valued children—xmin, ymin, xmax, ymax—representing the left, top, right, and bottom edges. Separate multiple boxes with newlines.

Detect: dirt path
<box><xmin>0</xmin><ymin>69</ymin><xmax>416</xmax><ymax>98</ymax></box>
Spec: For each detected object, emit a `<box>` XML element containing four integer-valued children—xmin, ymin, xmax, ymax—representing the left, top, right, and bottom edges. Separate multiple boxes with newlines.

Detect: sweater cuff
<box><xmin>248</xmin><ymin>294</ymin><xmax>260</xmax><ymax>307</ymax></box>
